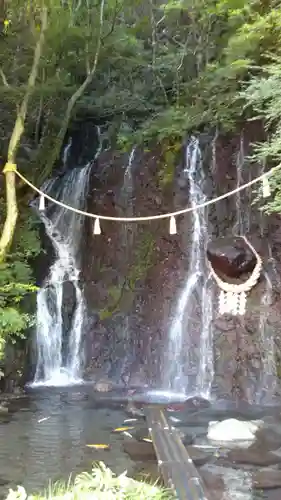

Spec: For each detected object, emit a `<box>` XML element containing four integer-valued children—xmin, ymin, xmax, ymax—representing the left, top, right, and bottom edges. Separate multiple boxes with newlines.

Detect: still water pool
<box><xmin>1</xmin><ymin>388</ymin><xmax>281</xmax><ymax>500</ymax></box>
<box><xmin>0</xmin><ymin>386</ymin><xmax>135</xmax><ymax>498</ymax></box>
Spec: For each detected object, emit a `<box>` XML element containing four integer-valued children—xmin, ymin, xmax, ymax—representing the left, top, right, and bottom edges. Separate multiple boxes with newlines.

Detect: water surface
<box><xmin>0</xmin><ymin>386</ymin><xmax>134</xmax><ymax>498</ymax></box>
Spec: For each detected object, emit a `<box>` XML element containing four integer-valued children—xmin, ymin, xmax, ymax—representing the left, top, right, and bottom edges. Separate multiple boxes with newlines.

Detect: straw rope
<box><xmin>2</xmin><ymin>161</ymin><xmax>279</xmax><ymax>222</ymax></box>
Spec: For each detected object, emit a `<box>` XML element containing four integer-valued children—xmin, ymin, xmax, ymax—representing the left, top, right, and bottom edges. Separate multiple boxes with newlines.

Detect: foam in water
<box><xmin>166</xmin><ymin>136</ymin><xmax>213</xmax><ymax>396</ymax></box>
<box><xmin>131</xmin><ymin>389</ymin><xmax>189</xmax><ymax>406</ymax></box>
<box><xmin>31</xmin><ymin>161</ymin><xmax>92</xmax><ymax>387</ymax></box>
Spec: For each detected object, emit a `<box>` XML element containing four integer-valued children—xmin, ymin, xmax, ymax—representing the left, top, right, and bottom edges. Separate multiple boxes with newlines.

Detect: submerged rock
<box><xmin>253</xmin><ymin>426</ymin><xmax>281</xmax><ymax>452</ymax></box>
<box><xmin>227</xmin><ymin>447</ymin><xmax>281</xmax><ymax>466</ymax></box>
<box><xmin>132</xmin><ymin>463</ymin><xmax>164</xmax><ymax>485</ymax></box>
<box><xmin>94</xmin><ymin>378</ymin><xmax>114</xmax><ymax>392</ymax></box>
<box><xmin>182</xmin><ymin>395</ymin><xmax>211</xmax><ymax>411</ymax></box>
<box><xmin>123</xmin><ymin>440</ymin><xmax>156</xmax><ymax>461</ymax></box>
<box><xmin>185</xmin><ymin>446</ymin><xmax>210</xmax><ymax>466</ymax></box>
<box><xmin>0</xmin><ymin>404</ymin><xmax>8</xmax><ymax>413</ymax></box>
<box><xmin>207</xmin><ymin>236</ymin><xmax>257</xmax><ymax>278</ymax></box>
<box><xmin>125</xmin><ymin>401</ymin><xmax>145</xmax><ymax>418</ymax></box>
<box><xmin>123</xmin><ymin>440</ymin><xmax>210</xmax><ymax>466</ymax></box>
<box><xmin>200</xmin><ymin>470</ymin><xmax>225</xmax><ymax>499</ymax></box>
<box><xmin>253</xmin><ymin>469</ymin><xmax>281</xmax><ymax>490</ymax></box>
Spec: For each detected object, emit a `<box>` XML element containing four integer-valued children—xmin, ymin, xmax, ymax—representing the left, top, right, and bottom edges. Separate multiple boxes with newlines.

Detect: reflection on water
<box><xmin>0</xmin><ymin>387</ymin><xmax>133</xmax><ymax>498</ymax></box>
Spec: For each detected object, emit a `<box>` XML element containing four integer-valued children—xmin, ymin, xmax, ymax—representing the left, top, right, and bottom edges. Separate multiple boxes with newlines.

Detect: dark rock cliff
<box><xmin>20</xmin><ymin>121</ymin><xmax>281</xmax><ymax>404</ymax></box>
<box><xmin>64</xmin><ymin>123</ymin><xmax>281</xmax><ymax>402</ymax></box>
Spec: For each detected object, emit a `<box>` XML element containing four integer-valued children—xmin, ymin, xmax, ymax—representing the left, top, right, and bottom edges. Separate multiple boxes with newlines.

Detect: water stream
<box><xmin>32</xmin><ymin>164</ymin><xmax>91</xmax><ymax>387</ymax></box>
<box><xmin>120</xmin><ymin>146</ymin><xmax>136</xmax><ymax>252</ymax></box>
<box><xmin>166</xmin><ymin>137</ymin><xmax>213</xmax><ymax>396</ymax></box>
<box><xmin>233</xmin><ymin>135</ymin><xmax>277</xmax><ymax>402</ymax></box>
<box><xmin>119</xmin><ymin>147</ymin><xmax>137</xmax><ymax>376</ymax></box>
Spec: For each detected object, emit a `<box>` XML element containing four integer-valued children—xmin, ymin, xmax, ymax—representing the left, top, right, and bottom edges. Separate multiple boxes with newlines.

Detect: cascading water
<box><xmin>32</xmin><ymin>158</ymin><xmax>92</xmax><ymax>386</ymax></box>
<box><xmin>120</xmin><ymin>146</ymin><xmax>136</xmax><ymax>248</ymax></box>
<box><xmin>234</xmin><ymin>135</ymin><xmax>277</xmax><ymax>401</ymax></box>
<box><xmin>257</xmin><ymin>270</ymin><xmax>277</xmax><ymax>398</ymax></box>
<box><xmin>256</xmin><ymin>167</ymin><xmax>277</xmax><ymax>401</ymax></box>
<box><xmin>94</xmin><ymin>126</ymin><xmax>103</xmax><ymax>160</ymax></box>
<box><xmin>166</xmin><ymin>137</ymin><xmax>213</xmax><ymax>396</ymax></box>
<box><xmin>118</xmin><ymin>147</ymin><xmax>136</xmax><ymax>375</ymax></box>
<box><xmin>234</xmin><ymin>132</ymin><xmax>251</xmax><ymax>235</ymax></box>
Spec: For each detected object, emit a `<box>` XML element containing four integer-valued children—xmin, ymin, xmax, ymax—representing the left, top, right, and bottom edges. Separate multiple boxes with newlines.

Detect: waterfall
<box><xmin>256</xmin><ymin>166</ymin><xmax>277</xmax><ymax>401</ymax></box>
<box><xmin>32</xmin><ymin>162</ymin><xmax>92</xmax><ymax>387</ymax></box>
<box><xmin>257</xmin><ymin>270</ymin><xmax>277</xmax><ymax>399</ymax></box>
<box><xmin>62</xmin><ymin>137</ymin><xmax>72</xmax><ymax>168</ymax></box>
<box><xmin>166</xmin><ymin>137</ymin><xmax>213</xmax><ymax>396</ymax></box>
<box><xmin>121</xmin><ymin>147</ymin><xmax>136</xmax><ymax>225</ymax></box>
<box><xmin>233</xmin><ymin>136</ymin><xmax>277</xmax><ymax>401</ymax></box>
<box><xmin>234</xmin><ymin>132</ymin><xmax>251</xmax><ymax>235</ymax></box>
<box><xmin>119</xmin><ymin>147</ymin><xmax>136</xmax><ymax>373</ymax></box>
<box><xmin>94</xmin><ymin>126</ymin><xmax>102</xmax><ymax>160</ymax></box>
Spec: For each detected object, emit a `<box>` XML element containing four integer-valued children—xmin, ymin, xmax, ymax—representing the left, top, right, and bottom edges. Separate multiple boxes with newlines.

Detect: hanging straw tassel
<box><xmin>93</xmin><ymin>217</ymin><xmax>101</xmax><ymax>235</ymax></box>
<box><xmin>169</xmin><ymin>216</ymin><xmax>177</xmax><ymax>235</ymax></box>
<box><xmin>39</xmin><ymin>194</ymin><xmax>45</xmax><ymax>211</ymax></box>
<box><xmin>262</xmin><ymin>176</ymin><xmax>271</xmax><ymax>198</ymax></box>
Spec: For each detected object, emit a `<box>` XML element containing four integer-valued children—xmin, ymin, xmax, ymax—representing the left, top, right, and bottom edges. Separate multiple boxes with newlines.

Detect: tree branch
<box><xmin>101</xmin><ymin>0</ymin><xmax>120</xmax><ymax>43</ymax></box>
<box><xmin>0</xmin><ymin>68</ymin><xmax>10</xmax><ymax>87</ymax></box>
<box><xmin>42</xmin><ymin>0</ymin><xmax>105</xmax><ymax>182</ymax></box>
<box><xmin>0</xmin><ymin>6</ymin><xmax>48</xmax><ymax>263</ymax></box>
<box><xmin>148</xmin><ymin>0</ymin><xmax>168</xmax><ymax>104</ymax></box>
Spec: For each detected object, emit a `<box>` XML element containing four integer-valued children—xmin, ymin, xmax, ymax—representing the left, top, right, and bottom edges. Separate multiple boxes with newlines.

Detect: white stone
<box><xmin>207</xmin><ymin>418</ymin><xmax>262</xmax><ymax>442</ymax></box>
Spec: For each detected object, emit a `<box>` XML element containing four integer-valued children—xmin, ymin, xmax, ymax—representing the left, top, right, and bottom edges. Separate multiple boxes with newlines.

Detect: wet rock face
<box><xmin>82</xmin><ymin>143</ymin><xmax>183</xmax><ymax>386</ymax></box>
<box><xmin>62</xmin><ymin>281</ymin><xmax>77</xmax><ymax>333</ymax></box>
<box><xmin>73</xmin><ymin>123</ymin><xmax>281</xmax><ymax>397</ymax></box>
<box><xmin>207</xmin><ymin>236</ymin><xmax>257</xmax><ymax>278</ymax></box>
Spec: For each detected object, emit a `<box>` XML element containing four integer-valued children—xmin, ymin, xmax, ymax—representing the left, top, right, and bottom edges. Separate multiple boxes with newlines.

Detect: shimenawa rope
<box><xmin>2</xmin><ymin>161</ymin><xmax>280</xmax><ymax>225</ymax></box>
<box><xmin>2</xmin><ymin>162</ymin><xmax>270</xmax><ymax>314</ymax></box>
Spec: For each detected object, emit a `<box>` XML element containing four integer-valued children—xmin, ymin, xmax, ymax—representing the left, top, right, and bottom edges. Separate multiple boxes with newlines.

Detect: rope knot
<box><xmin>3</xmin><ymin>162</ymin><xmax>17</xmax><ymax>174</ymax></box>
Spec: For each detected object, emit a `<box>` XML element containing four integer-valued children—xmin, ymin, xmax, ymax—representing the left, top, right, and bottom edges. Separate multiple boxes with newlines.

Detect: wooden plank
<box><xmin>144</xmin><ymin>406</ymin><xmax>211</xmax><ymax>500</ymax></box>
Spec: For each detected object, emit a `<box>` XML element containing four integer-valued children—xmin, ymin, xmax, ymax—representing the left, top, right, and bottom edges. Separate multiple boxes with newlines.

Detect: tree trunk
<box><xmin>0</xmin><ymin>6</ymin><xmax>48</xmax><ymax>263</ymax></box>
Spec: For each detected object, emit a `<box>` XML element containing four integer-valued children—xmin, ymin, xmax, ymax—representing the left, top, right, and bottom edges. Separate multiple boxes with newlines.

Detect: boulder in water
<box><xmin>0</xmin><ymin>404</ymin><xmax>8</xmax><ymax>413</ymax></box>
<box><xmin>227</xmin><ymin>447</ymin><xmax>281</xmax><ymax>466</ymax></box>
<box><xmin>183</xmin><ymin>395</ymin><xmax>211</xmax><ymax>410</ymax></box>
<box><xmin>206</xmin><ymin>236</ymin><xmax>257</xmax><ymax>278</ymax></box>
<box><xmin>94</xmin><ymin>378</ymin><xmax>114</xmax><ymax>392</ymax></box>
<box><xmin>253</xmin><ymin>469</ymin><xmax>281</xmax><ymax>490</ymax></box>
<box><xmin>207</xmin><ymin>418</ymin><xmax>262</xmax><ymax>442</ymax></box>
<box><xmin>253</xmin><ymin>426</ymin><xmax>281</xmax><ymax>452</ymax></box>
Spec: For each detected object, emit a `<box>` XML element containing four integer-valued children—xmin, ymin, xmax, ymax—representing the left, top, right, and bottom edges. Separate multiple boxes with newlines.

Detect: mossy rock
<box><xmin>158</xmin><ymin>141</ymin><xmax>181</xmax><ymax>188</ymax></box>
